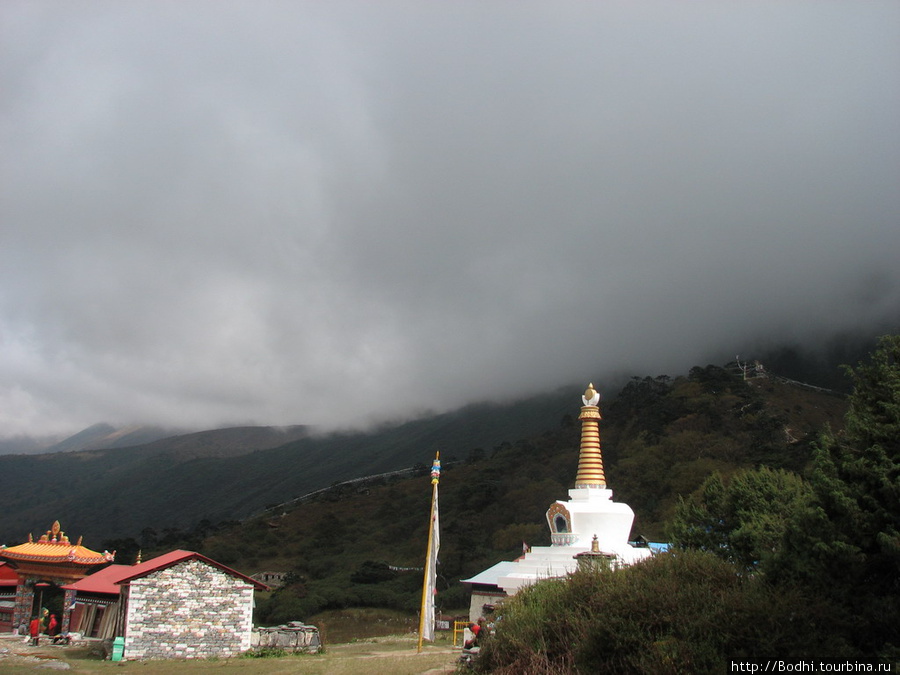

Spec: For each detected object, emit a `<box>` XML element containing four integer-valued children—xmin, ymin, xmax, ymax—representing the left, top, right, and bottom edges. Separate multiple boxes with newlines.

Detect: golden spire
<box><xmin>575</xmin><ymin>383</ymin><xmax>607</xmax><ymax>488</ymax></box>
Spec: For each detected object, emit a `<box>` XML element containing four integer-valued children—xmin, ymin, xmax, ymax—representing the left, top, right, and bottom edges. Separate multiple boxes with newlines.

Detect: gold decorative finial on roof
<box><xmin>3</xmin><ymin>526</ymin><xmax>112</xmax><ymax>566</ymax></box>
<box><xmin>135</xmin><ymin>550</ymin><xmax>142</xmax><ymax>565</ymax></box>
<box><xmin>591</xmin><ymin>535</ymin><xmax>600</xmax><ymax>553</ymax></box>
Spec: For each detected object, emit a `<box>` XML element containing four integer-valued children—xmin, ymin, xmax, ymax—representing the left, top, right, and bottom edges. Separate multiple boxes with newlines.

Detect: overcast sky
<box><xmin>2</xmin><ymin>2</ymin><xmax>898</xmax><ymax>438</ymax></box>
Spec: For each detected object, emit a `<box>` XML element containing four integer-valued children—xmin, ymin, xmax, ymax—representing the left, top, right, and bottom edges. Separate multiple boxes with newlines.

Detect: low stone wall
<box><xmin>252</xmin><ymin>622</ymin><xmax>321</xmax><ymax>653</ymax></box>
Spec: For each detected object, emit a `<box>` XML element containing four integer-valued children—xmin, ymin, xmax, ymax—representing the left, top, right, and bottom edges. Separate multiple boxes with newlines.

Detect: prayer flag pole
<box><xmin>417</xmin><ymin>451</ymin><xmax>441</xmax><ymax>653</ymax></box>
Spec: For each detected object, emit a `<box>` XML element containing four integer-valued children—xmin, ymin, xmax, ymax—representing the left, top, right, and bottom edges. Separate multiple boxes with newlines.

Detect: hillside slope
<box><xmin>0</xmin><ymin>424</ymin><xmax>173</xmax><ymax>456</ymax></box>
<box><xmin>0</xmin><ymin>390</ymin><xmax>573</xmax><ymax>543</ymax></box>
<box><xmin>126</xmin><ymin>366</ymin><xmax>848</xmax><ymax>623</ymax></box>
<box><xmin>0</xmin><ymin>364</ymin><xmax>848</xmax><ymax>563</ymax></box>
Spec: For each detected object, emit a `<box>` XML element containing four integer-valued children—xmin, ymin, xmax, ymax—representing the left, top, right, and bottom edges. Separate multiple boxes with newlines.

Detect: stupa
<box><xmin>462</xmin><ymin>384</ymin><xmax>653</xmax><ymax>616</ymax></box>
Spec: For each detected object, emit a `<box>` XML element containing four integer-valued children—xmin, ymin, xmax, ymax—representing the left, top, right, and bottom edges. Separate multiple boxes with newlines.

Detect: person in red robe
<box><xmin>29</xmin><ymin>616</ymin><xmax>40</xmax><ymax>646</ymax></box>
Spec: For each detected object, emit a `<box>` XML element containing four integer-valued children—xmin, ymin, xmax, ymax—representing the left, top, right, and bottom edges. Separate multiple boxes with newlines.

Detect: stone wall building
<box><xmin>4</xmin><ymin>524</ymin><xmax>268</xmax><ymax>659</ymax></box>
<box><xmin>116</xmin><ymin>550</ymin><xmax>267</xmax><ymax>660</ymax></box>
<box><xmin>250</xmin><ymin>571</ymin><xmax>287</xmax><ymax>589</ymax></box>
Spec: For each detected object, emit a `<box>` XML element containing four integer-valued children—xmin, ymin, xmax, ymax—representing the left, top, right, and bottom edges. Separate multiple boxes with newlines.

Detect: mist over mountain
<box><xmin>39</xmin><ymin>423</ymin><xmax>193</xmax><ymax>455</ymax></box>
<box><xmin>2</xmin><ymin>3</ymin><xmax>898</xmax><ymax>440</ymax></box>
<box><xmin>0</xmin><ymin>327</ymin><xmax>887</xmax><ymax>459</ymax></box>
<box><xmin>0</xmin><ymin>435</ymin><xmax>61</xmax><ymax>456</ymax></box>
<box><xmin>0</xmin><ymin>423</ymin><xmax>313</xmax><ymax>457</ymax></box>
<box><xmin>0</xmin><ymin>387</ymin><xmax>575</xmax><ymax>543</ymax></box>
<box><xmin>0</xmin><ymin>332</ymin><xmax>872</xmax><ymax>549</ymax></box>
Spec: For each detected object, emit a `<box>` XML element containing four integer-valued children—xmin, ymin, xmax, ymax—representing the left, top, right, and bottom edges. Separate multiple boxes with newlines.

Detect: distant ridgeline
<box><xmin>0</xmin><ymin>389</ymin><xmax>575</xmax><ymax>544</ymax></box>
<box><xmin>0</xmin><ymin>349</ymin><xmax>856</xmax><ymax>556</ymax></box>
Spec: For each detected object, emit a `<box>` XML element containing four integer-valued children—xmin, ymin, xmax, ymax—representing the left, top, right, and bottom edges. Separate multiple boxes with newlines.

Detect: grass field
<box><xmin>0</xmin><ymin>633</ymin><xmax>460</xmax><ymax>675</ymax></box>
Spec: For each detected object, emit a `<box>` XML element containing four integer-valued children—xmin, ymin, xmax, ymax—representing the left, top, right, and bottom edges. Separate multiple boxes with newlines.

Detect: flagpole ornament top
<box><xmin>430</xmin><ymin>452</ymin><xmax>441</xmax><ymax>484</ymax></box>
<box><xmin>582</xmin><ymin>383</ymin><xmax>600</xmax><ymax>407</ymax></box>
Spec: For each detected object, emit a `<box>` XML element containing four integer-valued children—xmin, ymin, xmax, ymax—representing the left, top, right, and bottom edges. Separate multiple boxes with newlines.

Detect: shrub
<box><xmin>474</xmin><ymin>551</ymin><xmax>848</xmax><ymax>674</ymax></box>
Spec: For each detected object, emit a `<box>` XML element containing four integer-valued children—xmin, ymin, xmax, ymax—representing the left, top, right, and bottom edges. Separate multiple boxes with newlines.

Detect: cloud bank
<box><xmin>2</xmin><ymin>1</ymin><xmax>899</xmax><ymax>437</ymax></box>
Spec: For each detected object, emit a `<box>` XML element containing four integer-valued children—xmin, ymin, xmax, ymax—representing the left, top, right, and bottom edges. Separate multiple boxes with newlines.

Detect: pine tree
<box><xmin>775</xmin><ymin>335</ymin><xmax>900</xmax><ymax>658</ymax></box>
<box><xmin>669</xmin><ymin>467</ymin><xmax>812</xmax><ymax>573</ymax></box>
<box><xmin>844</xmin><ymin>334</ymin><xmax>900</xmax><ymax>457</ymax></box>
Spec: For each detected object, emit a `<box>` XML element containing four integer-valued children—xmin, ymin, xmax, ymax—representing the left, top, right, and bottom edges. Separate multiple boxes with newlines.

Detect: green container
<box><xmin>111</xmin><ymin>637</ymin><xmax>125</xmax><ymax>662</ymax></box>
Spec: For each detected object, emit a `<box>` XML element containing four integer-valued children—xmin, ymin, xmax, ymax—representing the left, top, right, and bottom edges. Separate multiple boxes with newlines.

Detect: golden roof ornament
<box><xmin>1</xmin><ymin>522</ymin><xmax>114</xmax><ymax>567</ymax></box>
<box><xmin>582</xmin><ymin>383</ymin><xmax>600</xmax><ymax>407</ymax></box>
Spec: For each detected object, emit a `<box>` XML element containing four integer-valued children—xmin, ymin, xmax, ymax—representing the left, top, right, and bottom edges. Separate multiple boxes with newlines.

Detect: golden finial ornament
<box><xmin>582</xmin><ymin>383</ymin><xmax>600</xmax><ymax>407</ymax></box>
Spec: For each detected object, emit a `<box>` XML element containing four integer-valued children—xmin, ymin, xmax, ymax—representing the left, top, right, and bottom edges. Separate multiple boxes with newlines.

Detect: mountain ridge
<box><xmin>0</xmin><ymin>388</ymin><xmax>576</xmax><ymax>543</ymax></box>
<box><xmin>0</xmin><ymin>423</ymin><xmax>192</xmax><ymax>456</ymax></box>
<box><xmin>2</xmin><ymin>334</ymin><xmax>875</xmax><ymax>547</ymax></box>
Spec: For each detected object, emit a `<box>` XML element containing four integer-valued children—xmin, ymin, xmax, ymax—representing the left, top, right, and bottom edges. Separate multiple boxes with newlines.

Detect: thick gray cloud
<box><xmin>2</xmin><ymin>1</ymin><xmax>899</xmax><ymax>437</ymax></box>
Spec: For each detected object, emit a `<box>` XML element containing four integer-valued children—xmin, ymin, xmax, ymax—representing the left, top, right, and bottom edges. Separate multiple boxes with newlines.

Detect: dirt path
<box><xmin>0</xmin><ymin>637</ymin><xmax>75</xmax><ymax>669</ymax></box>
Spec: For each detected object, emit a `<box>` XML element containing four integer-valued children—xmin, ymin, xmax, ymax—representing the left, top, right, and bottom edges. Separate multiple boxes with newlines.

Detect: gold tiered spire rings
<box><xmin>574</xmin><ymin>383</ymin><xmax>607</xmax><ymax>488</ymax></box>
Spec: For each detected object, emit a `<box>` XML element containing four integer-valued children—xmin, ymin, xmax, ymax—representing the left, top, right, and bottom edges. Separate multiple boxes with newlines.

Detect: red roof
<box><xmin>115</xmin><ymin>550</ymin><xmax>267</xmax><ymax>591</ymax></box>
<box><xmin>60</xmin><ymin>564</ymin><xmax>133</xmax><ymax>595</ymax></box>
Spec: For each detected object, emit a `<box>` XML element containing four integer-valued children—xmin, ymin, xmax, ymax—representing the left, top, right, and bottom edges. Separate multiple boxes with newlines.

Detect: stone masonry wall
<box><xmin>123</xmin><ymin>559</ymin><xmax>255</xmax><ymax>660</ymax></box>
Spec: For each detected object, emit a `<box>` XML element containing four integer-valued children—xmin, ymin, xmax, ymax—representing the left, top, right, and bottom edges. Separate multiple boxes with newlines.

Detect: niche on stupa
<box><xmin>546</xmin><ymin>502</ymin><xmax>576</xmax><ymax>546</ymax></box>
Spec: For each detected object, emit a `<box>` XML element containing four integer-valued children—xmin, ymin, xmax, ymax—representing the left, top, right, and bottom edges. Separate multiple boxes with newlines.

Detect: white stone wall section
<box><xmin>122</xmin><ymin>559</ymin><xmax>255</xmax><ymax>660</ymax></box>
